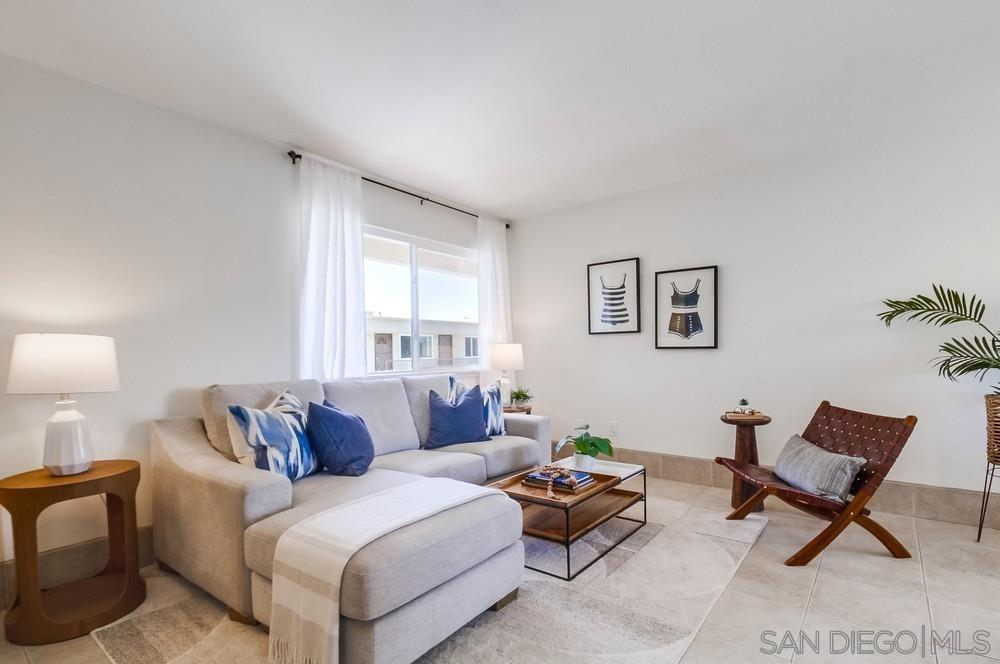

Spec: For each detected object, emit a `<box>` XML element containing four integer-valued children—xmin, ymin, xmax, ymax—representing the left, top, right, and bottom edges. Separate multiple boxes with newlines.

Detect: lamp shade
<box><xmin>6</xmin><ymin>333</ymin><xmax>120</xmax><ymax>395</ymax></box>
<box><xmin>489</xmin><ymin>343</ymin><xmax>524</xmax><ymax>371</ymax></box>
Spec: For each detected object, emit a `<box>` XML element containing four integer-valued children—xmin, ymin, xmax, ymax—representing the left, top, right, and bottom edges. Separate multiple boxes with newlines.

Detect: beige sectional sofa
<box><xmin>151</xmin><ymin>374</ymin><xmax>550</xmax><ymax>664</ymax></box>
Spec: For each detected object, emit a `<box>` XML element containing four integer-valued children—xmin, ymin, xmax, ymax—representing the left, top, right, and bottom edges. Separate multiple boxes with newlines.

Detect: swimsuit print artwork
<box><xmin>600</xmin><ymin>274</ymin><xmax>630</xmax><ymax>325</ymax></box>
<box><xmin>668</xmin><ymin>279</ymin><xmax>703</xmax><ymax>338</ymax></box>
<box><xmin>655</xmin><ymin>266</ymin><xmax>717</xmax><ymax>348</ymax></box>
<box><xmin>587</xmin><ymin>257</ymin><xmax>641</xmax><ymax>334</ymax></box>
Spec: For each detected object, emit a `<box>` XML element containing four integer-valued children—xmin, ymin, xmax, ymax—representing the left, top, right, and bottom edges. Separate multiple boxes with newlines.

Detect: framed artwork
<box><xmin>655</xmin><ymin>265</ymin><xmax>718</xmax><ymax>349</ymax></box>
<box><xmin>587</xmin><ymin>257</ymin><xmax>641</xmax><ymax>334</ymax></box>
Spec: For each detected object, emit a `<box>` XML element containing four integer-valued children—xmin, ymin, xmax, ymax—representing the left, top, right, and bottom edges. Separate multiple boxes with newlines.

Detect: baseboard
<box><xmin>0</xmin><ymin>525</ymin><xmax>154</xmax><ymax>610</ymax></box>
<box><xmin>3</xmin><ymin>445</ymin><xmax>996</xmax><ymax>611</ymax></box>
<box><xmin>552</xmin><ymin>443</ymin><xmax>1000</xmax><ymax>530</ymax></box>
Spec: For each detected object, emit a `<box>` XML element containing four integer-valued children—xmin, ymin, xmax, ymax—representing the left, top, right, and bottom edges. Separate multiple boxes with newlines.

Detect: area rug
<box><xmin>420</xmin><ymin>503</ymin><xmax>767</xmax><ymax>663</ymax></box>
<box><xmin>92</xmin><ymin>568</ymin><xmax>268</xmax><ymax>664</ymax></box>
<box><xmin>92</xmin><ymin>503</ymin><xmax>766</xmax><ymax>664</ymax></box>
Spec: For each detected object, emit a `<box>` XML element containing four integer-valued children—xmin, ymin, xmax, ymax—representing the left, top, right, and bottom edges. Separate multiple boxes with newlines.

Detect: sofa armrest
<box><xmin>504</xmin><ymin>413</ymin><xmax>552</xmax><ymax>464</ymax></box>
<box><xmin>151</xmin><ymin>417</ymin><xmax>292</xmax><ymax>614</ymax></box>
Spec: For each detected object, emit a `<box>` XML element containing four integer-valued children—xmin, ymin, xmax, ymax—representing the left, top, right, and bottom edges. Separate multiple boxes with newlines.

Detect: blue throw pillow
<box><xmin>306</xmin><ymin>401</ymin><xmax>374</xmax><ymax>476</ymax></box>
<box><xmin>226</xmin><ymin>391</ymin><xmax>318</xmax><ymax>480</ymax></box>
<box><xmin>448</xmin><ymin>376</ymin><xmax>506</xmax><ymax>436</ymax></box>
<box><xmin>427</xmin><ymin>385</ymin><xmax>491</xmax><ymax>448</ymax></box>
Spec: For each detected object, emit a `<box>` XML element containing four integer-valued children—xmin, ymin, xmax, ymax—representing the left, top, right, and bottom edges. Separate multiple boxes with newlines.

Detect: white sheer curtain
<box><xmin>477</xmin><ymin>216</ymin><xmax>513</xmax><ymax>385</ymax></box>
<box><xmin>297</xmin><ymin>157</ymin><xmax>367</xmax><ymax>380</ymax></box>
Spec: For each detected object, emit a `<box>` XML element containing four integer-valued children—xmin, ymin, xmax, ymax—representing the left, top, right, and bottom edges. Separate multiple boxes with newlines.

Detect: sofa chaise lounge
<box><xmin>151</xmin><ymin>374</ymin><xmax>550</xmax><ymax>664</ymax></box>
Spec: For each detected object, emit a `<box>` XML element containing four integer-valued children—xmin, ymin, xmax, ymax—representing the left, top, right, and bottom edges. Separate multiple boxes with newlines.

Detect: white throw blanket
<box><xmin>269</xmin><ymin>477</ymin><xmax>501</xmax><ymax>664</ymax></box>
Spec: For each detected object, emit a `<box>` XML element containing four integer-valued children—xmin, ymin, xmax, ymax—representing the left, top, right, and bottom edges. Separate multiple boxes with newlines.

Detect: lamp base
<box><xmin>498</xmin><ymin>372</ymin><xmax>515</xmax><ymax>407</ymax></box>
<box><xmin>44</xmin><ymin>400</ymin><xmax>95</xmax><ymax>476</ymax></box>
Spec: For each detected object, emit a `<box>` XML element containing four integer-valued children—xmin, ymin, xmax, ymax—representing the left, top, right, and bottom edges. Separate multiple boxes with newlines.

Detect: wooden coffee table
<box><xmin>490</xmin><ymin>458</ymin><xmax>646</xmax><ymax>580</ymax></box>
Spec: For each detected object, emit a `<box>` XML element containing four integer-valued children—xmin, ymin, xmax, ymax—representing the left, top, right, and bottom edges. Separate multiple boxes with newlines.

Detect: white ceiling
<box><xmin>1</xmin><ymin>1</ymin><xmax>998</xmax><ymax>219</ymax></box>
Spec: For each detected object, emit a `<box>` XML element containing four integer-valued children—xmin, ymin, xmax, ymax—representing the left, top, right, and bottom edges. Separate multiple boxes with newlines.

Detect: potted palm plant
<box><xmin>879</xmin><ymin>284</ymin><xmax>1000</xmax><ymax>540</ymax></box>
<box><xmin>554</xmin><ymin>424</ymin><xmax>614</xmax><ymax>471</ymax></box>
<box><xmin>879</xmin><ymin>285</ymin><xmax>1000</xmax><ymax>391</ymax></box>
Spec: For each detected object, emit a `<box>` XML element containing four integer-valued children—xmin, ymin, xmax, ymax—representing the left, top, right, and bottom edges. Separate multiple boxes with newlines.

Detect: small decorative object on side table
<box><xmin>721</xmin><ymin>410</ymin><xmax>771</xmax><ymax>512</ymax></box>
<box><xmin>508</xmin><ymin>387</ymin><xmax>533</xmax><ymax>412</ymax></box>
<box><xmin>0</xmin><ymin>460</ymin><xmax>146</xmax><ymax>645</ymax></box>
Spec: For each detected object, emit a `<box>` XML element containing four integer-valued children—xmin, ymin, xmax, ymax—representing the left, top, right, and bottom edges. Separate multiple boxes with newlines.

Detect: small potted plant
<box><xmin>509</xmin><ymin>388</ymin><xmax>533</xmax><ymax>409</ymax></box>
<box><xmin>735</xmin><ymin>398</ymin><xmax>752</xmax><ymax>414</ymax></box>
<box><xmin>554</xmin><ymin>424</ymin><xmax>614</xmax><ymax>471</ymax></box>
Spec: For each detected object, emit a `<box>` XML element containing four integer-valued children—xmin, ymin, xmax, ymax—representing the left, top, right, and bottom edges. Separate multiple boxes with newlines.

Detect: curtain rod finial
<box><xmin>287</xmin><ymin>150</ymin><xmax>302</xmax><ymax>164</ymax></box>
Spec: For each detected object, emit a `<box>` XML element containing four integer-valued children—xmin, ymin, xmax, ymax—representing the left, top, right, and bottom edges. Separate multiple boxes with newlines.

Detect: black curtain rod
<box><xmin>287</xmin><ymin>150</ymin><xmax>509</xmax><ymax>228</ymax></box>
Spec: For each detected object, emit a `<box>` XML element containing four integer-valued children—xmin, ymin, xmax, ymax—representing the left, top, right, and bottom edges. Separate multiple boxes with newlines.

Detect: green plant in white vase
<box><xmin>510</xmin><ymin>388</ymin><xmax>533</xmax><ymax>408</ymax></box>
<box><xmin>554</xmin><ymin>424</ymin><xmax>614</xmax><ymax>471</ymax></box>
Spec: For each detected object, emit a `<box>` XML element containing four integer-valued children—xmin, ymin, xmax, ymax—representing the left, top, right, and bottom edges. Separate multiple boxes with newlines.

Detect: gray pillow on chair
<box><xmin>774</xmin><ymin>435</ymin><xmax>867</xmax><ymax>503</ymax></box>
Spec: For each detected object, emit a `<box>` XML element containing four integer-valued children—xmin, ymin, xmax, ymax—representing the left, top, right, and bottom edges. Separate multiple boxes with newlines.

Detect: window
<box><xmin>364</xmin><ymin>227</ymin><xmax>478</xmax><ymax>373</ymax></box>
<box><xmin>400</xmin><ymin>334</ymin><xmax>433</xmax><ymax>359</ymax></box>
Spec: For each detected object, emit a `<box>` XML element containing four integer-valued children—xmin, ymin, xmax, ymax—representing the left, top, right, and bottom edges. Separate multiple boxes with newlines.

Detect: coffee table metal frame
<box><xmin>500</xmin><ymin>460</ymin><xmax>646</xmax><ymax>581</ymax></box>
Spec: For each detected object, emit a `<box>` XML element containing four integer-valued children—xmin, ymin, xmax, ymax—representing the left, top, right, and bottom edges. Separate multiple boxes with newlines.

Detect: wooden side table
<box><xmin>720</xmin><ymin>414</ymin><xmax>771</xmax><ymax>512</ymax></box>
<box><xmin>0</xmin><ymin>460</ymin><xmax>146</xmax><ymax>645</ymax></box>
<box><xmin>503</xmin><ymin>406</ymin><xmax>533</xmax><ymax>415</ymax></box>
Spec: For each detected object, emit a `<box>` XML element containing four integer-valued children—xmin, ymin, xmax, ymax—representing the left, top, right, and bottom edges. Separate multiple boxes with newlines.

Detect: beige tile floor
<box><xmin>2</xmin><ymin>478</ymin><xmax>998</xmax><ymax>663</ymax></box>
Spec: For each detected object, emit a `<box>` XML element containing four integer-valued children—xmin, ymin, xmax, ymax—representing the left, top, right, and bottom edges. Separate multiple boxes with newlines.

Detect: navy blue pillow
<box><xmin>427</xmin><ymin>385</ymin><xmax>491</xmax><ymax>448</ymax></box>
<box><xmin>305</xmin><ymin>401</ymin><xmax>374</xmax><ymax>476</ymax></box>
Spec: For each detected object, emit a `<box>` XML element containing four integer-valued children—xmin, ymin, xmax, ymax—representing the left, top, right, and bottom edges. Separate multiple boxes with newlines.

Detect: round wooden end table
<box><xmin>720</xmin><ymin>414</ymin><xmax>771</xmax><ymax>512</ymax></box>
<box><xmin>0</xmin><ymin>460</ymin><xmax>146</xmax><ymax>645</ymax></box>
<box><xmin>502</xmin><ymin>406</ymin><xmax>533</xmax><ymax>415</ymax></box>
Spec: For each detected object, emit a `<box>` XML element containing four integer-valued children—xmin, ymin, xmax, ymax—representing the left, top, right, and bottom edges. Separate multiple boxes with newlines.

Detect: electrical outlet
<box><xmin>609</xmin><ymin>421</ymin><xmax>618</xmax><ymax>437</ymax></box>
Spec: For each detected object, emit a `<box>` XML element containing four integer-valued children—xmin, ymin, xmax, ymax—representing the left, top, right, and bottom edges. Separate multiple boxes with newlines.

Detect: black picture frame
<box><xmin>587</xmin><ymin>257</ymin><xmax>641</xmax><ymax>335</ymax></box>
<box><xmin>654</xmin><ymin>265</ymin><xmax>718</xmax><ymax>349</ymax></box>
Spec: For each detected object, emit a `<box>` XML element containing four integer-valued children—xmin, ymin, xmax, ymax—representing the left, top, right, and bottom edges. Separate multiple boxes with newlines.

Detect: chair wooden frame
<box><xmin>716</xmin><ymin>401</ymin><xmax>918</xmax><ymax>566</ymax></box>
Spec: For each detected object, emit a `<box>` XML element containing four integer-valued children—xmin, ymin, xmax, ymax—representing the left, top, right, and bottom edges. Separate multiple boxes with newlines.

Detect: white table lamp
<box><xmin>6</xmin><ymin>333</ymin><xmax>120</xmax><ymax>476</ymax></box>
<box><xmin>489</xmin><ymin>343</ymin><xmax>524</xmax><ymax>405</ymax></box>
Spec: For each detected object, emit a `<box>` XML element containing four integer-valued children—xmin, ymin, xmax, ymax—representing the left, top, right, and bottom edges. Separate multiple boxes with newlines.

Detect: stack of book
<box><xmin>523</xmin><ymin>469</ymin><xmax>595</xmax><ymax>493</ymax></box>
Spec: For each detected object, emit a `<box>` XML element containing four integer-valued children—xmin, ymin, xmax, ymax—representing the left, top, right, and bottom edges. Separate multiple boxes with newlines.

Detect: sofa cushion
<box><xmin>449</xmin><ymin>377</ymin><xmax>506</xmax><ymax>436</ymax></box>
<box><xmin>243</xmin><ymin>469</ymin><xmax>522</xmax><ymax>621</ymax></box>
<box><xmin>202</xmin><ymin>380</ymin><xmax>324</xmax><ymax>460</ymax></box>
<box><xmin>323</xmin><ymin>378</ymin><xmax>420</xmax><ymax>456</ymax></box>
<box><xmin>435</xmin><ymin>435</ymin><xmax>540</xmax><ymax>479</ymax></box>
<box><xmin>369</xmin><ymin>449</ymin><xmax>487</xmax><ymax>484</ymax></box>
<box><xmin>226</xmin><ymin>391</ymin><xmax>319</xmax><ymax>480</ymax></box>
<box><xmin>426</xmin><ymin>386</ymin><xmax>491</xmax><ymax>449</ymax></box>
<box><xmin>306</xmin><ymin>402</ymin><xmax>374</xmax><ymax>476</ymax></box>
<box><xmin>399</xmin><ymin>375</ymin><xmax>450</xmax><ymax>447</ymax></box>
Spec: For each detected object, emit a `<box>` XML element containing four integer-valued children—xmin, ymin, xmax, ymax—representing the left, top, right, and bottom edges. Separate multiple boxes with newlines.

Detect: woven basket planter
<box><xmin>987</xmin><ymin>394</ymin><xmax>1000</xmax><ymax>465</ymax></box>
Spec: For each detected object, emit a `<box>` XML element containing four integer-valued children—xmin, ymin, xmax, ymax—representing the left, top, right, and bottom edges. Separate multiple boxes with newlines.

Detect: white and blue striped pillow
<box><xmin>226</xmin><ymin>391</ymin><xmax>318</xmax><ymax>480</ymax></box>
<box><xmin>448</xmin><ymin>376</ymin><xmax>505</xmax><ymax>437</ymax></box>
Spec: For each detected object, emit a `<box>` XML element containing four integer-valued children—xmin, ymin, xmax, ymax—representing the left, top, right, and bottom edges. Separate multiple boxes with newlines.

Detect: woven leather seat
<box><xmin>715</xmin><ymin>401</ymin><xmax>917</xmax><ymax>566</ymax></box>
<box><xmin>714</xmin><ymin>458</ymin><xmax>846</xmax><ymax>512</ymax></box>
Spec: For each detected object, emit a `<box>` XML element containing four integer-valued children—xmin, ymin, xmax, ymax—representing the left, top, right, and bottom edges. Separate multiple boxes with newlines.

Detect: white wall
<box><xmin>0</xmin><ymin>55</ymin><xmax>482</xmax><ymax>560</ymax></box>
<box><xmin>0</xmin><ymin>54</ymin><xmax>299</xmax><ymax>558</ymax></box>
<box><xmin>510</xmin><ymin>125</ymin><xmax>1000</xmax><ymax>493</ymax></box>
